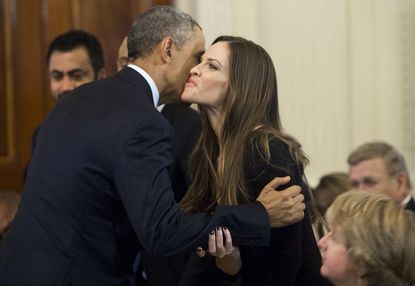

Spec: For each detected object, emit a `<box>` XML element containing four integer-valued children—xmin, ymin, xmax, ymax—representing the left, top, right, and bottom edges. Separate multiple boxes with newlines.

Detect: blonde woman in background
<box><xmin>319</xmin><ymin>190</ymin><xmax>415</xmax><ymax>286</ymax></box>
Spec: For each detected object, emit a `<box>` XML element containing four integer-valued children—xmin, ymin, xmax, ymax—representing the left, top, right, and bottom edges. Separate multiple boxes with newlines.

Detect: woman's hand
<box><xmin>196</xmin><ymin>226</ymin><xmax>242</xmax><ymax>275</ymax></box>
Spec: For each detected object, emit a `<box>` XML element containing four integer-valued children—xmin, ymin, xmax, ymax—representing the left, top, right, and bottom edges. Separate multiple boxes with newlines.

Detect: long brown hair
<box><xmin>180</xmin><ymin>36</ymin><xmax>308</xmax><ymax>213</ymax></box>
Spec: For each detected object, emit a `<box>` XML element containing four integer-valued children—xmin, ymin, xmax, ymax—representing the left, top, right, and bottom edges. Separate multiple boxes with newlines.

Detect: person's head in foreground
<box><xmin>318</xmin><ymin>190</ymin><xmax>415</xmax><ymax>286</ymax></box>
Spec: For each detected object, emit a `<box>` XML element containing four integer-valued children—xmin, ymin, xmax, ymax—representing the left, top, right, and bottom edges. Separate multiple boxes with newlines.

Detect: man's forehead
<box><xmin>50</xmin><ymin>47</ymin><xmax>90</xmax><ymax>58</ymax></box>
<box><xmin>49</xmin><ymin>48</ymin><xmax>91</xmax><ymax>65</ymax></box>
<box><xmin>49</xmin><ymin>65</ymin><xmax>92</xmax><ymax>75</ymax></box>
<box><xmin>349</xmin><ymin>168</ymin><xmax>383</xmax><ymax>182</ymax></box>
<box><xmin>190</xmin><ymin>26</ymin><xmax>205</xmax><ymax>50</ymax></box>
<box><xmin>49</xmin><ymin>68</ymin><xmax>87</xmax><ymax>74</ymax></box>
<box><xmin>49</xmin><ymin>55</ymin><xmax>93</xmax><ymax>72</ymax></box>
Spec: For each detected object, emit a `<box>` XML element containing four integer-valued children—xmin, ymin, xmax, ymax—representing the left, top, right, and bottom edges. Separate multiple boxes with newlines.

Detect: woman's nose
<box><xmin>318</xmin><ymin>232</ymin><xmax>329</xmax><ymax>249</ymax></box>
<box><xmin>190</xmin><ymin>65</ymin><xmax>200</xmax><ymax>76</ymax></box>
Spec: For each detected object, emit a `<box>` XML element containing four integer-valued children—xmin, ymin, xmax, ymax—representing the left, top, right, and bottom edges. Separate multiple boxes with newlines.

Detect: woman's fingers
<box><xmin>208</xmin><ymin>229</ymin><xmax>217</xmax><ymax>254</ymax></box>
<box><xmin>215</xmin><ymin>227</ymin><xmax>225</xmax><ymax>258</ymax></box>
<box><xmin>196</xmin><ymin>246</ymin><xmax>206</xmax><ymax>257</ymax></box>
<box><xmin>222</xmin><ymin>227</ymin><xmax>233</xmax><ymax>255</ymax></box>
<box><xmin>203</xmin><ymin>227</ymin><xmax>235</xmax><ymax>258</ymax></box>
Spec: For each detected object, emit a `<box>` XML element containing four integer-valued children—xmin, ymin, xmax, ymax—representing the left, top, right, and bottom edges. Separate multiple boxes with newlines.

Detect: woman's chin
<box><xmin>319</xmin><ymin>265</ymin><xmax>329</xmax><ymax>280</ymax></box>
<box><xmin>181</xmin><ymin>91</ymin><xmax>195</xmax><ymax>103</ymax></box>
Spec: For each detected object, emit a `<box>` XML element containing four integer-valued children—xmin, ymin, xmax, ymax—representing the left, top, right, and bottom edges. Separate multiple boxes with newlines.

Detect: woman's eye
<box><xmin>209</xmin><ymin>64</ymin><xmax>218</xmax><ymax>70</ymax></box>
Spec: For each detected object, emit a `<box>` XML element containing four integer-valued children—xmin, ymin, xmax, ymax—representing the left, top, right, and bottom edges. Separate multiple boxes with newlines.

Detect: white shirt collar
<box><xmin>401</xmin><ymin>194</ymin><xmax>412</xmax><ymax>206</ymax></box>
<box><xmin>127</xmin><ymin>64</ymin><xmax>159</xmax><ymax>108</ymax></box>
<box><xmin>157</xmin><ymin>104</ymin><xmax>165</xmax><ymax>112</ymax></box>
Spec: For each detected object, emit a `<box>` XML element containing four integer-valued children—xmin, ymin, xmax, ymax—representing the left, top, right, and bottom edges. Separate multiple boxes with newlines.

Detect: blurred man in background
<box><xmin>347</xmin><ymin>141</ymin><xmax>414</xmax><ymax>212</ymax></box>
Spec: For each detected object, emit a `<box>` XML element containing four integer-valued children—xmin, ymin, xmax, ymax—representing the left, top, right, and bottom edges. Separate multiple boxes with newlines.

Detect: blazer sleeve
<box><xmin>114</xmin><ymin>113</ymin><xmax>270</xmax><ymax>257</ymax></box>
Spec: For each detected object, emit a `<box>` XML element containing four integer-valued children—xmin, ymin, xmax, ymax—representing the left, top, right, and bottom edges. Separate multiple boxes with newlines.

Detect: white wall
<box><xmin>175</xmin><ymin>0</ymin><xmax>415</xmax><ymax>189</ymax></box>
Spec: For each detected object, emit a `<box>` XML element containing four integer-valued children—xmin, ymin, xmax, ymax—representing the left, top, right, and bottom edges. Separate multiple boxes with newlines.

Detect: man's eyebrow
<box><xmin>49</xmin><ymin>69</ymin><xmax>86</xmax><ymax>76</ymax></box>
<box><xmin>50</xmin><ymin>70</ymin><xmax>63</xmax><ymax>75</ymax></box>
<box><xmin>68</xmin><ymin>69</ymin><xmax>86</xmax><ymax>75</ymax></box>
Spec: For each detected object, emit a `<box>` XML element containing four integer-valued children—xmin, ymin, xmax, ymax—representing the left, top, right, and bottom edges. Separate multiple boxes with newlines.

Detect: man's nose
<box><xmin>60</xmin><ymin>76</ymin><xmax>75</xmax><ymax>93</ymax></box>
<box><xmin>355</xmin><ymin>183</ymin><xmax>365</xmax><ymax>190</ymax></box>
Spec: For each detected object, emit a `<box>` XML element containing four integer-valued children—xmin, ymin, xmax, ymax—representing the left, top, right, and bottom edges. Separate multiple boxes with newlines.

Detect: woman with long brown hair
<box><xmin>179</xmin><ymin>36</ymin><xmax>330</xmax><ymax>285</ymax></box>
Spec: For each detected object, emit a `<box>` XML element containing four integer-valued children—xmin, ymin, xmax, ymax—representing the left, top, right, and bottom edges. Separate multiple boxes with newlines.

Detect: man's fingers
<box><xmin>267</xmin><ymin>176</ymin><xmax>291</xmax><ymax>189</ymax></box>
<box><xmin>257</xmin><ymin>177</ymin><xmax>292</xmax><ymax>203</ymax></box>
<box><xmin>291</xmin><ymin>193</ymin><xmax>304</xmax><ymax>206</ymax></box>
<box><xmin>280</xmin><ymin>185</ymin><xmax>301</xmax><ymax>198</ymax></box>
<box><xmin>257</xmin><ymin>178</ymin><xmax>306</xmax><ymax>228</ymax></box>
<box><xmin>296</xmin><ymin>202</ymin><xmax>306</xmax><ymax>212</ymax></box>
<box><xmin>291</xmin><ymin>210</ymin><xmax>305</xmax><ymax>224</ymax></box>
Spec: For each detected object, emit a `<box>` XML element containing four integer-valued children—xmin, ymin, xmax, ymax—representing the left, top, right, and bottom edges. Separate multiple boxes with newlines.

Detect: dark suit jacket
<box><xmin>137</xmin><ymin>104</ymin><xmax>201</xmax><ymax>286</ymax></box>
<box><xmin>160</xmin><ymin>103</ymin><xmax>201</xmax><ymax>202</ymax></box>
<box><xmin>0</xmin><ymin>67</ymin><xmax>270</xmax><ymax>286</ymax></box>
<box><xmin>405</xmin><ymin>196</ymin><xmax>415</xmax><ymax>212</ymax></box>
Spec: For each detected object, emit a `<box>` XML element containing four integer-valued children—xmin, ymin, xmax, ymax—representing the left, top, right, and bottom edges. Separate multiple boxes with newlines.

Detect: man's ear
<box><xmin>396</xmin><ymin>171</ymin><xmax>409</xmax><ymax>192</ymax></box>
<box><xmin>97</xmin><ymin>69</ymin><xmax>106</xmax><ymax>79</ymax></box>
<box><xmin>160</xmin><ymin>37</ymin><xmax>174</xmax><ymax>63</ymax></box>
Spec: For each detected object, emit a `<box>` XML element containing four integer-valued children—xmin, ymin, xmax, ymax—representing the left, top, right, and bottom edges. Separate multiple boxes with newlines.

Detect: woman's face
<box><xmin>181</xmin><ymin>41</ymin><xmax>230</xmax><ymax>111</ymax></box>
<box><xmin>318</xmin><ymin>231</ymin><xmax>358</xmax><ymax>285</ymax></box>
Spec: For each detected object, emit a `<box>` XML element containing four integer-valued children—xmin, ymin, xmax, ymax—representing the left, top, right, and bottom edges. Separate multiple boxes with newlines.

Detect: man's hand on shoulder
<box><xmin>256</xmin><ymin>176</ymin><xmax>305</xmax><ymax>228</ymax></box>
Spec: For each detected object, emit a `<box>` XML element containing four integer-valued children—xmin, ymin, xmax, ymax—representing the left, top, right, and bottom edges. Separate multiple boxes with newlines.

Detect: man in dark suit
<box><xmin>0</xmin><ymin>6</ymin><xmax>305</xmax><ymax>286</ymax></box>
<box><xmin>157</xmin><ymin>103</ymin><xmax>201</xmax><ymax>202</ymax></box>
<box><xmin>117</xmin><ymin>34</ymin><xmax>202</xmax><ymax>286</ymax></box>
<box><xmin>348</xmin><ymin>141</ymin><xmax>415</xmax><ymax>212</ymax></box>
<box><xmin>117</xmin><ymin>35</ymin><xmax>201</xmax><ymax>202</ymax></box>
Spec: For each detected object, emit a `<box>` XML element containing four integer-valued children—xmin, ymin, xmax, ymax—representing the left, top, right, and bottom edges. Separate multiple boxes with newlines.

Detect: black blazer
<box><xmin>0</xmin><ymin>67</ymin><xmax>270</xmax><ymax>286</ymax></box>
<box><xmin>138</xmin><ymin>104</ymin><xmax>201</xmax><ymax>286</ymax></box>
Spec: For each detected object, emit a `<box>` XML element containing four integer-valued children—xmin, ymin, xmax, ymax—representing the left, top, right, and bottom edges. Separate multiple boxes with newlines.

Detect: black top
<box><xmin>180</xmin><ymin>135</ymin><xmax>332</xmax><ymax>286</ymax></box>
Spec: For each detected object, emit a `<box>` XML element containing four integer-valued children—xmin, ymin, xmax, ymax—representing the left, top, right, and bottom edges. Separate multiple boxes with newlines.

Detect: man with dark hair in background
<box><xmin>47</xmin><ymin>29</ymin><xmax>106</xmax><ymax>101</ymax></box>
<box><xmin>25</xmin><ymin>29</ymin><xmax>107</xmax><ymax>181</ymax></box>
